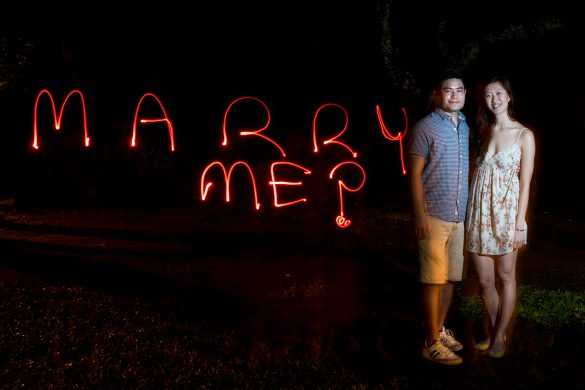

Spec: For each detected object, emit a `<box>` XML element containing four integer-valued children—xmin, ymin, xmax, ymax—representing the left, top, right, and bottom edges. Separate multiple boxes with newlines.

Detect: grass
<box><xmin>1</xmin><ymin>203</ymin><xmax>583</xmax><ymax>388</ymax></box>
<box><xmin>0</xmin><ymin>281</ymin><xmax>400</xmax><ymax>388</ymax></box>
<box><xmin>457</xmin><ymin>285</ymin><xmax>585</xmax><ymax>329</ymax></box>
<box><xmin>1</xmin><ymin>277</ymin><xmax>584</xmax><ymax>388</ymax></box>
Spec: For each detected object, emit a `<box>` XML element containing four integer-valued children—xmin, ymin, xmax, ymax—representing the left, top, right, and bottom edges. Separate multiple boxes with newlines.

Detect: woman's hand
<box><xmin>513</xmin><ymin>229</ymin><xmax>525</xmax><ymax>250</ymax></box>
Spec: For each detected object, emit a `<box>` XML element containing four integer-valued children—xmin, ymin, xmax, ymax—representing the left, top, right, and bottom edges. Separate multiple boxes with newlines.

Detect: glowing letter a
<box><xmin>131</xmin><ymin>93</ymin><xmax>175</xmax><ymax>152</ymax></box>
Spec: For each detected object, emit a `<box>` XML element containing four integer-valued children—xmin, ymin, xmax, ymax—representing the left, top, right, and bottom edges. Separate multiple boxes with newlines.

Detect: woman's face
<box><xmin>483</xmin><ymin>82</ymin><xmax>510</xmax><ymax>114</ymax></box>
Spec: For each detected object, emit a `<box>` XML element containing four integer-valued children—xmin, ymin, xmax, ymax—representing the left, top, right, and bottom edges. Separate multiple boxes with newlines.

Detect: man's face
<box><xmin>439</xmin><ymin>78</ymin><xmax>466</xmax><ymax>113</ymax></box>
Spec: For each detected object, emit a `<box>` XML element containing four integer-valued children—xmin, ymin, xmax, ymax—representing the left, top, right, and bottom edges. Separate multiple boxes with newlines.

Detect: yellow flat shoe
<box><xmin>486</xmin><ymin>339</ymin><xmax>506</xmax><ymax>358</ymax></box>
<box><xmin>487</xmin><ymin>349</ymin><xmax>505</xmax><ymax>358</ymax></box>
<box><xmin>475</xmin><ymin>338</ymin><xmax>490</xmax><ymax>351</ymax></box>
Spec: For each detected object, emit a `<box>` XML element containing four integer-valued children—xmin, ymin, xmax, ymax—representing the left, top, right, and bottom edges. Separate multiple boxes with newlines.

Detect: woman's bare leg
<box><xmin>490</xmin><ymin>251</ymin><xmax>518</xmax><ymax>353</ymax></box>
<box><xmin>473</xmin><ymin>253</ymin><xmax>498</xmax><ymax>330</ymax></box>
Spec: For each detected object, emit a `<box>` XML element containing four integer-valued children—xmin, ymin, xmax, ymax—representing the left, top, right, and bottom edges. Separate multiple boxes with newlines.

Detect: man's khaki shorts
<box><xmin>418</xmin><ymin>216</ymin><xmax>464</xmax><ymax>284</ymax></box>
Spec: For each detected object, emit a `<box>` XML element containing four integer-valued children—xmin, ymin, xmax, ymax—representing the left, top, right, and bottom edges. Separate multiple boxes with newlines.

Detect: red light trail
<box><xmin>31</xmin><ymin>90</ymin><xmax>408</xmax><ymax>228</ymax></box>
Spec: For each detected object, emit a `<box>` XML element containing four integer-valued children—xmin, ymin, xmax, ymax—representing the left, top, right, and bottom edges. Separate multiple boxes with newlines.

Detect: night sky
<box><xmin>1</xmin><ymin>2</ymin><xmax>583</xmax><ymax>213</ymax></box>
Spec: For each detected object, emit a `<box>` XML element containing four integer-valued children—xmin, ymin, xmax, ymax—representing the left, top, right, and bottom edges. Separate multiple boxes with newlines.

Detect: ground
<box><xmin>0</xmin><ymin>203</ymin><xmax>583</xmax><ymax>388</ymax></box>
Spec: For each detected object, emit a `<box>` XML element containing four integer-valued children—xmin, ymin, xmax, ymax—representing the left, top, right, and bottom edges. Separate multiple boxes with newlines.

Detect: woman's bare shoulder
<box><xmin>510</xmin><ymin>122</ymin><xmax>533</xmax><ymax>137</ymax></box>
<box><xmin>518</xmin><ymin>126</ymin><xmax>536</xmax><ymax>147</ymax></box>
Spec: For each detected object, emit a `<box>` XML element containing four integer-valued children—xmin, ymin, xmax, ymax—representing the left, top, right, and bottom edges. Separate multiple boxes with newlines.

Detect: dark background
<box><xmin>1</xmin><ymin>1</ymin><xmax>583</xmax><ymax>218</ymax></box>
<box><xmin>0</xmin><ymin>4</ymin><xmax>583</xmax><ymax>387</ymax></box>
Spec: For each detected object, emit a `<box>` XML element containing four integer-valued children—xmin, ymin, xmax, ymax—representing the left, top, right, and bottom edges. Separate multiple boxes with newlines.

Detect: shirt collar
<box><xmin>435</xmin><ymin>108</ymin><xmax>466</xmax><ymax>123</ymax></box>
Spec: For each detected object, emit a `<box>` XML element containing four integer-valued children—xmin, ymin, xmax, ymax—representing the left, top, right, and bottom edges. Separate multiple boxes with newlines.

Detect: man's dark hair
<box><xmin>433</xmin><ymin>70</ymin><xmax>465</xmax><ymax>92</ymax></box>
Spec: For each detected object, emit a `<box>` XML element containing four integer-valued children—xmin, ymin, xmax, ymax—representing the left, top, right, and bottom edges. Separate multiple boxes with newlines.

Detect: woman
<box><xmin>466</xmin><ymin>76</ymin><xmax>536</xmax><ymax>358</ymax></box>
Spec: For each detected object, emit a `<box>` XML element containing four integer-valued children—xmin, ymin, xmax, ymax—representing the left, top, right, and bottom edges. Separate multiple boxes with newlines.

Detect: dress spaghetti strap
<box><xmin>501</xmin><ymin>128</ymin><xmax>526</xmax><ymax>204</ymax></box>
<box><xmin>515</xmin><ymin>128</ymin><xmax>527</xmax><ymax>143</ymax></box>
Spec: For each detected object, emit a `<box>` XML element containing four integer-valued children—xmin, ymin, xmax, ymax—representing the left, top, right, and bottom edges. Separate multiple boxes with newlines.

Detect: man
<box><xmin>408</xmin><ymin>72</ymin><xmax>469</xmax><ymax>365</ymax></box>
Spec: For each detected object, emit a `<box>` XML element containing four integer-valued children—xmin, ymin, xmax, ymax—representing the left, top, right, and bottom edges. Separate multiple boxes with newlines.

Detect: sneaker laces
<box><xmin>440</xmin><ymin>327</ymin><xmax>459</xmax><ymax>344</ymax></box>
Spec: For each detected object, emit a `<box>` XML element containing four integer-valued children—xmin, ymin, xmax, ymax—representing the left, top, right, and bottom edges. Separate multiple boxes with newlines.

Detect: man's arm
<box><xmin>409</xmin><ymin>155</ymin><xmax>428</xmax><ymax>239</ymax></box>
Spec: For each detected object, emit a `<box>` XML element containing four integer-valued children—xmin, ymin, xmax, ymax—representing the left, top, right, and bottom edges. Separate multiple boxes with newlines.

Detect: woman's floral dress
<box><xmin>466</xmin><ymin>129</ymin><xmax>527</xmax><ymax>255</ymax></box>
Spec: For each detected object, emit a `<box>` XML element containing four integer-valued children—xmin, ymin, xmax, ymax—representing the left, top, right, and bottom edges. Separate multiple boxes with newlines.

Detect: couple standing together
<box><xmin>408</xmin><ymin>72</ymin><xmax>536</xmax><ymax>365</ymax></box>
